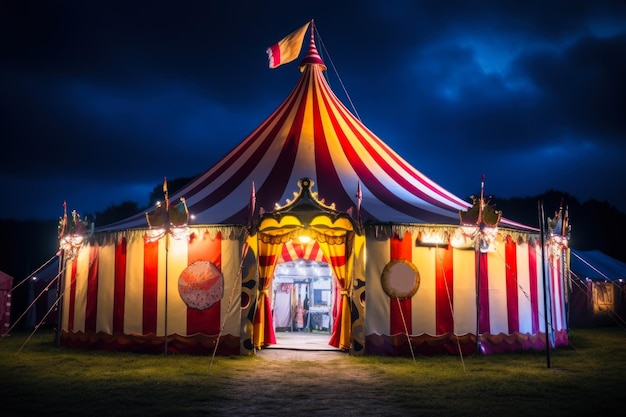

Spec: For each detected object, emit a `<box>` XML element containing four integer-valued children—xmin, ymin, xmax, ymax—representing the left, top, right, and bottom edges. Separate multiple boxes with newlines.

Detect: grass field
<box><xmin>1</xmin><ymin>327</ymin><xmax>625</xmax><ymax>416</ymax></box>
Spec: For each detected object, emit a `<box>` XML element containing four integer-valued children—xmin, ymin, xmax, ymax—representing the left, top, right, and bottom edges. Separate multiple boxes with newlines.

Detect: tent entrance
<box><xmin>253</xmin><ymin>177</ymin><xmax>357</xmax><ymax>350</ymax></box>
<box><xmin>272</xmin><ymin>260</ymin><xmax>333</xmax><ymax>336</ymax></box>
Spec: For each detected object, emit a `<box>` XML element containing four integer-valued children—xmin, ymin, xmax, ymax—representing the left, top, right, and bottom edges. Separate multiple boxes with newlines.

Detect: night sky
<box><xmin>2</xmin><ymin>0</ymin><xmax>625</xmax><ymax>221</ymax></box>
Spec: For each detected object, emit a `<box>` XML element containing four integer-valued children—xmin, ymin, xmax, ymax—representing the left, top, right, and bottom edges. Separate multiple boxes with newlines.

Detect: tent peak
<box><xmin>299</xmin><ymin>20</ymin><xmax>326</xmax><ymax>72</ymax></box>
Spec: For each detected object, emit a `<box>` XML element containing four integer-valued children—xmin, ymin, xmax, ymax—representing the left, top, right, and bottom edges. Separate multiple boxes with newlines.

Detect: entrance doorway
<box><xmin>272</xmin><ymin>259</ymin><xmax>333</xmax><ymax>336</ymax></box>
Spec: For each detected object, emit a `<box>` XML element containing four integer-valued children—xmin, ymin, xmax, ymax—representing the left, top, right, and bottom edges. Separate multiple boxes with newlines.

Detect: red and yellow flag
<box><xmin>266</xmin><ymin>22</ymin><xmax>310</xmax><ymax>69</ymax></box>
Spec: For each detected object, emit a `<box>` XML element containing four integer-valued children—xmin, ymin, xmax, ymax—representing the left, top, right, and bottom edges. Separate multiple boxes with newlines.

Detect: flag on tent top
<box><xmin>266</xmin><ymin>21</ymin><xmax>310</xmax><ymax>69</ymax></box>
<box><xmin>163</xmin><ymin>177</ymin><xmax>169</xmax><ymax>209</ymax></box>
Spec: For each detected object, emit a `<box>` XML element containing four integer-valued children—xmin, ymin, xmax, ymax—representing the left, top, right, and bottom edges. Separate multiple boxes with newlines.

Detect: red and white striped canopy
<box><xmin>102</xmin><ymin>27</ymin><xmax>531</xmax><ymax>232</ymax></box>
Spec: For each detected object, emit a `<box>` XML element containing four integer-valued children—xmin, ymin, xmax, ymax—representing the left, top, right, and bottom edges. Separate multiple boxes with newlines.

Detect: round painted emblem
<box><xmin>178</xmin><ymin>260</ymin><xmax>224</xmax><ymax>310</ymax></box>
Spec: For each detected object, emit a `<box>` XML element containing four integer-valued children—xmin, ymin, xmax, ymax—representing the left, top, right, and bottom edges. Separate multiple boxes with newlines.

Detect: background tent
<box><xmin>570</xmin><ymin>250</ymin><xmax>626</xmax><ymax>281</ymax></box>
<box><xmin>55</xmin><ymin>22</ymin><xmax>569</xmax><ymax>356</ymax></box>
<box><xmin>569</xmin><ymin>249</ymin><xmax>626</xmax><ymax>327</ymax></box>
<box><xmin>0</xmin><ymin>271</ymin><xmax>13</xmax><ymax>336</ymax></box>
<box><xmin>25</xmin><ymin>258</ymin><xmax>59</xmax><ymax>329</ymax></box>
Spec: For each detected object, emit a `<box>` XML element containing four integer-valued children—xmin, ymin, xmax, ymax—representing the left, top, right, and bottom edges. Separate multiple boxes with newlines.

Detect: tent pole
<box><xmin>538</xmin><ymin>200</ymin><xmax>551</xmax><ymax>368</ymax></box>
<box><xmin>55</xmin><ymin>250</ymin><xmax>64</xmax><ymax>347</ymax></box>
<box><xmin>474</xmin><ymin>241</ymin><xmax>480</xmax><ymax>354</ymax></box>
<box><xmin>164</xmin><ymin>234</ymin><xmax>169</xmax><ymax>355</ymax></box>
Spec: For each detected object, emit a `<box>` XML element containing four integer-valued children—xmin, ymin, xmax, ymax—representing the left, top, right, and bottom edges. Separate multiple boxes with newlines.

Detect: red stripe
<box><xmin>435</xmin><ymin>246</ymin><xmax>453</xmax><ymax>334</ymax></box>
<box><xmin>187</xmin><ymin>231</ymin><xmax>222</xmax><ymax>335</ymax></box>
<box><xmin>84</xmin><ymin>245</ymin><xmax>99</xmax><ymax>332</ymax></box>
<box><xmin>113</xmin><ymin>238</ymin><xmax>127</xmax><ymax>334</ymax></box>
<box><xmin>269</xmin><ymin>44</ymin><xmax>281</xmax><ymax>67</ymax></box>
<box><xmin>292</xmin><ymin>243</ymin><xmax>304</xmax><ymax>259</ymax></box>
<box><xmin>308</xmin><ymin>242</ymin><xmax>326</xmax><ymax>262</ymax></box>
<box><xmin>259</xmin><ymin>254</ymin><xmax>276</xmax><ymax>267</ymax></box>
<box><xmin>527</xmin><ymin>242</ymin><xmax>539</xmax><ymax>333</ymax></box>
<box><xmin>67</xmin><ymin>258</ymin><xmax>78</xmax><ymax>331</ymax></box>
<box><xmin>328</xmin><ymin>255</ymin><xmax>345</xmax><ymax>267</ymax></box>
<box><xmin>143</xmin><ymin>238</ymin><xmax>159</xmax><ymax>335</ymax></box>
<box><xmin>279</xmin><ymin>241</ymin><xmax>328</xmax><ymax>263</ymax></box>
<box><xmin>262</xmin><ymin>299</ymin><xmax>275</xmax><ymax>343</ymax></box>
<box><xmin>279</xmin><ymin>243</ymin><xmax>293</xmax><ymax>262</ymax></box>
<box><xmin>505</xmin><ymin>236</ymin><xmax>519</xmax><ymax>333</ymax></box>
<box><xmin>390</xmin><ymin>232</ymin><xmax>412</xmax><ymax>335</ymax></box>
<box><xmin>477</xmin><ymin>252</ymin><xmax>490</xmax><ymax>334</ymax></box>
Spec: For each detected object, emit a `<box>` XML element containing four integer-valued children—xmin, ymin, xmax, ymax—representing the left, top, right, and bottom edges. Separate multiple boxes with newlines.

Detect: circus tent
<box><xmin>56</xmin><ymin>21</ymin><xmax>569</xmax><ymax>357</ymax></box>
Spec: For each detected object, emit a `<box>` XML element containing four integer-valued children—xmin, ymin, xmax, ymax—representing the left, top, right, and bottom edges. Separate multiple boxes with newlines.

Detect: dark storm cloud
<box><xmin>1</xmin><ymin>0</ymin><xmax>625</xmax><ymax>220</ymax></box>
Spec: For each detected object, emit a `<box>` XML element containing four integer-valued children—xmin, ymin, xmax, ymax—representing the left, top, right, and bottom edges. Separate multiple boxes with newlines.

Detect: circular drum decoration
<box><xmin>381</xmin><ymin>259</ymin><xmax>420</xmax><ymax>300</ymax></box>
<box><xmin>178</xmin><ymin>260</ymin><xmax>224</xmax><ymax>310</ymax></box>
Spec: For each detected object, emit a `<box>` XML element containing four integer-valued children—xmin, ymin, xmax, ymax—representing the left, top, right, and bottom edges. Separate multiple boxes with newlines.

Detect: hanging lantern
<box><xmin>145</xmin><ymin>177</ymin><xmax>190</xmax><ymax>242</ymax></box>
<box><xmin>456</xmin><ymin>175</ymin><xmax>501</xmax><ymax>252</ymax></box>
<box><xmin>58</xmin><ymin>201</ymin><xmax>90</xmax><ymax>257</ymax></box>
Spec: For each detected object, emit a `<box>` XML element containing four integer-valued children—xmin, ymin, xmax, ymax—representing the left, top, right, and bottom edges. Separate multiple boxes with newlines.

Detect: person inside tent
<box><xmin>295</xmin><ymin>294</ymin><xmax>305</xmax><ymax>331</ymax></box>
<box><xmin>303</xmin><ymin>293</ymin><xmax>310</xmax><ymax>332</ymax></box>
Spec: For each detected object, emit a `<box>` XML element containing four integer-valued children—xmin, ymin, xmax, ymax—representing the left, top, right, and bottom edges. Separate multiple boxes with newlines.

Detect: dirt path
<box><xmin>206</xmin><ymin>346</ymin><xmax>411</xmax><ymax>416</ymax></box>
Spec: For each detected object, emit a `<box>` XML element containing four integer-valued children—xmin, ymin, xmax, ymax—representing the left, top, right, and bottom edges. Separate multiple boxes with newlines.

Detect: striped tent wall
<box><xmin>60</xmin><ymin>226</ymin><xmax>247</xmax><ymax>355</ymax></box>
<box><xmin>363</xmin><ymin>226</ymin><xmax>569</xmax><ymax>355</ymax></box>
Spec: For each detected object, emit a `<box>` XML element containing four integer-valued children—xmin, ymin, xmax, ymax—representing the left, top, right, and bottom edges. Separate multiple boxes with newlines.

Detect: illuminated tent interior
<box><xmin>54</xmin><ymin>21</ymin><xmax>570</xmax><ymax>356</ymax></box>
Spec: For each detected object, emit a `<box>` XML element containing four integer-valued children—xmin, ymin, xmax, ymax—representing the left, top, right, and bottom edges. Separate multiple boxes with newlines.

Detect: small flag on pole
<box><xmin>356</xmin><ymin>181</ymin><xmax>362</xmax><ymax>226</ymax></box>
<box><xmin>266</xmin><ymin>21</ymin><xmax>311</xmax><ymax>69</ymax></box>
<box><xmin>249</xmin><ymin>181</ymin><xmax>256</xmax><ymax>228</ymax></box>
<box><xmin>163</xmin><ymin>177</ymin><xmax>169</xmax><ymax>210</ymax></box>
